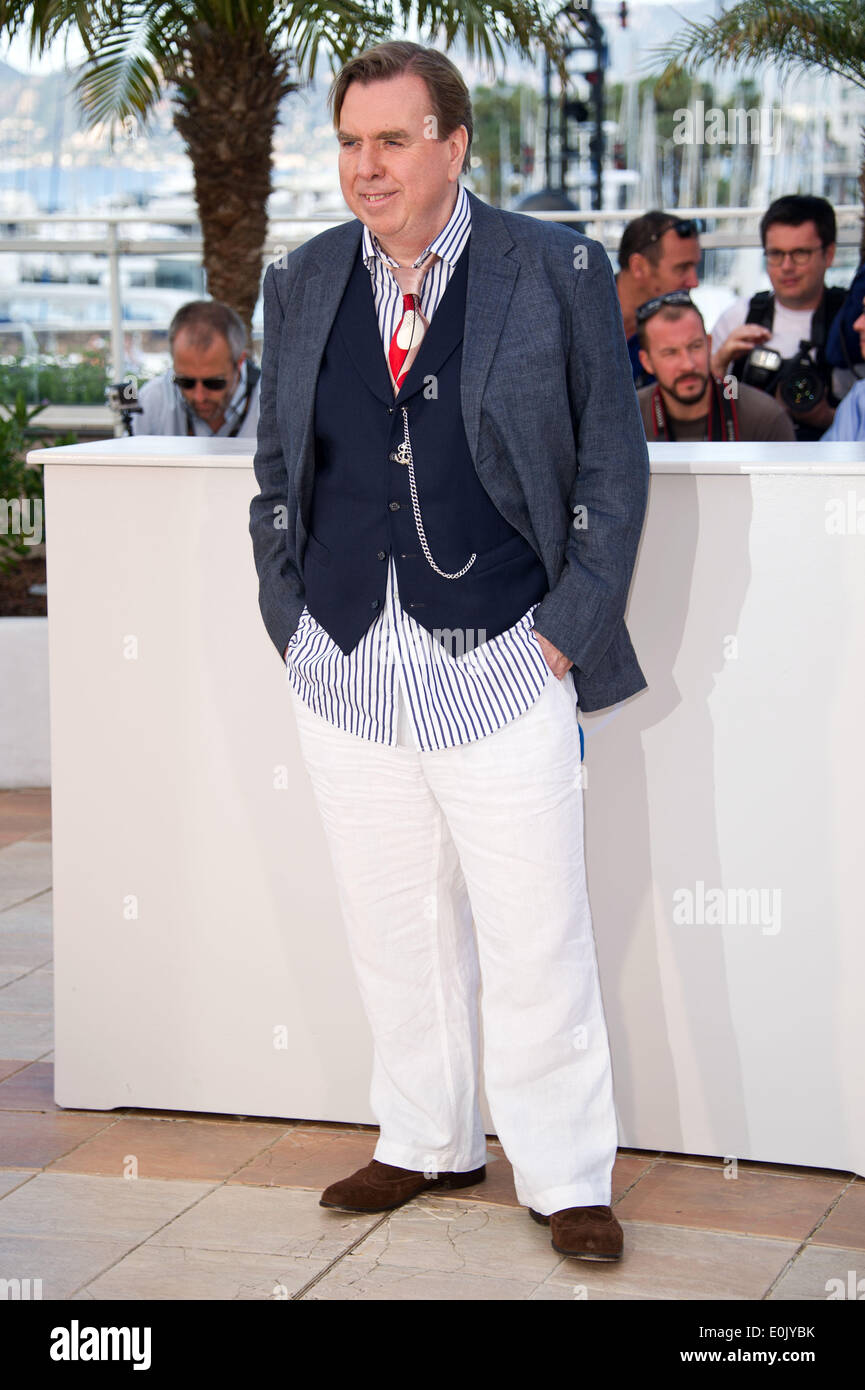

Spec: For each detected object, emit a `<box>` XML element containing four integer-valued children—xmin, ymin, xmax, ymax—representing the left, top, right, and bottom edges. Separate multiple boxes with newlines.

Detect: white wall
<box><xmin>31</xmin><ymin>437</ymin><xmax>865</xmax><ymax>1175</ymax></box>
<box><xmin>0</xmin><ymin>617</ymin><xmax>50</xmax><ymax>788</ymax></box>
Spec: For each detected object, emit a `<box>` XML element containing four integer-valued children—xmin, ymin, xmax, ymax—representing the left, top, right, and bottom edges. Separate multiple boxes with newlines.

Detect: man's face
<box><xmin>639</xmin><ymin>309</ymin><xmax>711</xmax><ymax>407</ymax></box>
<box><xmin>764</xmin><ymin>219</ymin><xmax>835</xmax><ymax>309</ymax></box>
<box><xmin>172</xmin><ymin>329</ymin><xmax>243</xmax><ymax>428</ymax></box>
<box><xmin>337</xmin><ymin>72</ymin><xmax>467</xmax><ymax>256</ymax></box>
<box><xmin>854</xmin><ymin>295</ymin><xmax>865</xmax><ymax>357</ymax></box>
<box><xmin>644</xmin><ymin>228</ymin><xmax>701</xmax><ymax>295</ymax></box>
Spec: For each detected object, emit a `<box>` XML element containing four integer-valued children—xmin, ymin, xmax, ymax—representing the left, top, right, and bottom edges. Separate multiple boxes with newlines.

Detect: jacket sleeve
<box><xmin>248</xmin><ymin>261</ymin><xmax>306</xmax><ymax>659</ymax></box>
<box><xmin>826</xmin><ymin>260</ymin><xmax>865</xmax><ymax>369</ymax></box>
<box><xmin>530</xmin><ymin>238</ymin><xmax>649</xmax><ymax>676</ymax></box>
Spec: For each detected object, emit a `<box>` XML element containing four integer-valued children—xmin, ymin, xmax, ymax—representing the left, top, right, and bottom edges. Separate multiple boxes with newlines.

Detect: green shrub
<box><xmin>0</xmin><ymin>393</ymin><xmax>74</xmax><ymax>573</ymax></box>
<box><xmin>0</xmin><ymin>350</ymin><xmax>111</xmax><ymax>405</ymax></box>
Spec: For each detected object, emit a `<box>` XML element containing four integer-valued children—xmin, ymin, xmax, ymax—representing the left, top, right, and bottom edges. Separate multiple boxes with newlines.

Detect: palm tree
<box><xmin>1</xmin><ymin>1</ymin><xmax>571</xmax><ymax>337</ymax></box>
<box><xmin>650</xmin><ymin>0</ymin><xmax>865</xmax><ymax>253</ymax></box>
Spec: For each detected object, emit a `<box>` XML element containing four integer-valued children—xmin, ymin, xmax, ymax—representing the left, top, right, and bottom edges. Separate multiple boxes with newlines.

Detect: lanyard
<box><xmin>184</xmin><ymin>374</ymin><xmax>255</xmax><ymax>438</ymax></box>
<box><xmin>650</xmin><ymin>378</ymin><xmax>739</xmax><ymax>442</ymax></box>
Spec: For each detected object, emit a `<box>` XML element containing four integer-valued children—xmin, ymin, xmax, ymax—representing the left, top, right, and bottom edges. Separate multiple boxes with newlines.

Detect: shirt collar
<box><xmin>362</xmin><ymin>182</ymin><xmax>469</xmax><ymax>271</ymax></box>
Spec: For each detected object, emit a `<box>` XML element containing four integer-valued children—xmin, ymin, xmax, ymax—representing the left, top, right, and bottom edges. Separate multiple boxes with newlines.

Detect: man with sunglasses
<box><xmin>132</xmin><ymin>300</ymin><xmax>261</xmax><ymax>439</ymax></box>
<box><xmin>616</xmin><ymin>211</ymin><xmax>702</xmax><ymax>386</ymax></box>
<box><xmin>709</xmin><ymin>195</ymin><xmax>845</xmax><ymax>440</ymax></box>
<box><xmin>635</xmin><ymin>293</ymin><xmax>794</xmax><ymax>442</ymax></box>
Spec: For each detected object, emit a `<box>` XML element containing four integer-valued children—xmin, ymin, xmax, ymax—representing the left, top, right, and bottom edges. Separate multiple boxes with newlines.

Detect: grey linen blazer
<box><xmin>249</xmin><ymin>187</ymin><xmax>649</xmax><ymax>712</ymax></box>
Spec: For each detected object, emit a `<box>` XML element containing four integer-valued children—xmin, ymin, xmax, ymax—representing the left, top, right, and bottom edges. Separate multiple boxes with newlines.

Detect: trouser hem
<box><xmin>374</xmin><ymin>1137</ymin><xmax>488</xmax><ymax>1176</ymax></box>
<box><xmin>520</xmin><ymin>1179</ymin><xmax>613</xmax><ymax>1216</ymax></box>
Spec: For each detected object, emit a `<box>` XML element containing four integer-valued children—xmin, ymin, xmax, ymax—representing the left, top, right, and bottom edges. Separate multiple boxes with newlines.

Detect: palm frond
<box><xmin>401</xmin><ymin>0</ymin><xmax>567</xmax><ymax>73</ymax></box>
<box><xmin>0</xmin><ymin>0</ymin><xmax>106</xmax><ymax>60</ymax></box>
<box><xmin>72</xmin><ymin>7</ymin><xmax>186</xmax><ymax>132</ymax></box>
<box><xmin>274</xmin><ymin>0</ymin><xmax>392</xmax><ymax>74</ymax></box>
<box><xmin>650</xmin><ymin>0</ymin><xmax>865</xmax><ymax>92</ymax></box>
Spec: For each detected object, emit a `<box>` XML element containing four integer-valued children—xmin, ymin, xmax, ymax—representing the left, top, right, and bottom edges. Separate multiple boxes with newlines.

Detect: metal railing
<box><xmin>1</xmin><ymin>205</ymin><xmax>862</xmax><ymax>382</ymax></box>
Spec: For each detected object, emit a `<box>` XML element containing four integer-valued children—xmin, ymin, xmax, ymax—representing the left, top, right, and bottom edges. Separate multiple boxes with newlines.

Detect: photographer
<box><xmin>616</xmin><ymin>211</ymin><xmax>702</xmax><ymax>388</ymax></box>
<box><xmin>130</xmin><ymin>300</ymin><xmax>260</xmax><ymax>439</ymax></box>
<box><xmin>709</xmin><ymin>196</ymin><xmax>846</xmax><ymax>441</ymax></box>
<box><xmin>636</xmin><ymin>293</ymin><xmax>794</xmax><ymax>442</ymax></box>
<box><xmin>822</xmin><ymin>290</ymin><xmax>865</xmax><ymax>439</ymax></box>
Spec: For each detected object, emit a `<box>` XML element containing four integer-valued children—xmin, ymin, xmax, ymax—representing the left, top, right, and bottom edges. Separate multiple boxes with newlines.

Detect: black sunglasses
<box><xmin>635</xmin><ymin>218</ymin><xmax>702</xmax><ymax>255</ymax></box>
<box><xmin>173</xmin><ymin>374</ymin><xmax>232</xmax><ymax>391</ymax></box>
<box><xmin>635</xmin><ymin>290</ymin><xmax>696</xmax><ymax>325</ymax></box>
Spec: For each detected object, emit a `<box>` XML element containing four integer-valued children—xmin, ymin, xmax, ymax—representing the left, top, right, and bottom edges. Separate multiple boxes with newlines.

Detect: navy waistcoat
<box><xmin>304</xmin><ymin>239</ymin><xmax>548</xmax><ymax>655</ymax></box>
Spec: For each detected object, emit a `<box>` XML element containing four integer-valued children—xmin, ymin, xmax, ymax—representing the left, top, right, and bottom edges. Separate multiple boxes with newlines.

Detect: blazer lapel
<box><xmin>336</xmin><ymin>247</ymin><xmax>395</xmax><ymax>405</ymax></box>
<box><xmin>287</xmin><ymin>220</ymin><xmax>363</xmax><ymax>510</ymax></box>
<box><xmin>460</xmin><ymin>190</ymin><xmax>520</xmax><ymax>462</ymax></box>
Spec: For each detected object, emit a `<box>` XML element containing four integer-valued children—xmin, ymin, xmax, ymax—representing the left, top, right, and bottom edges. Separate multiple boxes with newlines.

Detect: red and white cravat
<box><xmin>387</xmin><ymin>254</ymin><xmax>437</xmax><ymax>393</ymax></box>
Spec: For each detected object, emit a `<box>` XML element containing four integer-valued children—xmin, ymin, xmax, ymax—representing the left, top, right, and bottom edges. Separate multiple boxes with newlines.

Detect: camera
<box><xmin>776</xmin><ymin>349</ymin><xmax>825</xmax><ymax>414</ymax></box>
<box><xmin>741</xmin><ymin>345</ymin><xmax>783</xmax><ymax>392</ymax></box>
<box><xmin>741</xmin><ymin>341</ymin><xmax>825</xmax><ymax>416</ymax></box>
<box><xmin>106</xmin><ymin>379</ymin><xmax>142</xmax><ymax>413</ymax></box>
<box><xmin>106</xmin><ymin>379</ymin><xmax>143</xmax><ymax>435</ymax></box>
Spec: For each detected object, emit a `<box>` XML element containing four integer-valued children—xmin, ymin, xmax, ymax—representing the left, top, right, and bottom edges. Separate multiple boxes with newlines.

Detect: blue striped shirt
<box><xmin>285</xmin><ymin>182</ymin><xmax>552</xmax><ymax>751</ymax></box>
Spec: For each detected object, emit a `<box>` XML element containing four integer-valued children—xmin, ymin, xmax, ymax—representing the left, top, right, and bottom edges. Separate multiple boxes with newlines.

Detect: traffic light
<box><xmin>619</xmin><ymin>1</ymin><xmax>628</xmax><ymax>27</ymax></box>
<box><xmin>564</xmin><ymin>98</ymin><xmax>590</xmax><ymax>124</ymax></box>
<box><xmin>521</xmin><ymin>144</ymin><xmax>535</xmax><ymax>176</ymax></box>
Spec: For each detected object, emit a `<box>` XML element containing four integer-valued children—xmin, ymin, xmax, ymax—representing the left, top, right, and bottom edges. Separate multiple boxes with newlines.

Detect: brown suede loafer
<box><xmin>529</xmin><ymin>1204</ymin><xmax>624</xmax><ymax>1260</ymax></box>
<box><xmin>320</xmin><ymin>1159</ymin><xmax>486</xmax><ymax>1214</ymax></box>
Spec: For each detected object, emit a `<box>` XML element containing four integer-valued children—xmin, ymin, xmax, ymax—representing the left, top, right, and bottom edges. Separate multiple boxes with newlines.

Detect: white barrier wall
<box><xmin>34</xmin><ymin>436</ymin><xmax>865</xmax><ymax>1175</ymax></box>
<box><xmin>0</xmin><ymin>618</ymin><xmax>50</xmax><ymax>788</ymax></box>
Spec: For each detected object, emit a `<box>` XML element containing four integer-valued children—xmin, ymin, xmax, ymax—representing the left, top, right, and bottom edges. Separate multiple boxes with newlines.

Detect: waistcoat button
<box><xmin>377</xmin><ymin>550</ymin><xmax>386</xmax><ymax>560</ymax></box>
<box><xmin>389</xmin><ymin>501</ymin><xmax>400</xmax><ymax>511</ymax></box>
<box><xmin>371</xmin><ymin>599</ymin><xmax>380</xmax><ymax>610</ymax></box>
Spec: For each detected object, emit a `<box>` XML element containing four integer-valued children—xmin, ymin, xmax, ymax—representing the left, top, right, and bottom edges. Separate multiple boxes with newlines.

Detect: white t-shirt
<box><xmin>710</xmin><ymin>295</ymin><xmax>849</xmax><ymax>400</ymax></box>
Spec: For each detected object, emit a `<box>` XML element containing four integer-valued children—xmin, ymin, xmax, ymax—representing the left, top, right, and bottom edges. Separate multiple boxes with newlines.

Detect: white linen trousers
<box><xmin>288</xmin><ymin>666</ymin><xmax>619</xmax><ymax>1215</ymax></box>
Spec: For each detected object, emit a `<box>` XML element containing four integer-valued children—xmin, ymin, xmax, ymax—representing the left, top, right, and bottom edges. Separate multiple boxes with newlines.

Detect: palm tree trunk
<box><xmin>173</xmin><ymin>26</ymin><xmax>297</xmax><ymax>342</ymax></box>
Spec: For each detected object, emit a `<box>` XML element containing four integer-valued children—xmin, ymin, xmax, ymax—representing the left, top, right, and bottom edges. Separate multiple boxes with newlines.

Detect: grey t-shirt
<box><xmin>638</xmin><ymin>380</ymin><xmax>795</xmax><ymax>442</ymax></box>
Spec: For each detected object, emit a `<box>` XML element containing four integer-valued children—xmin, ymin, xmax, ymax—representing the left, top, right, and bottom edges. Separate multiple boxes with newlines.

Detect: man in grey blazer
<box><xmin>249</xmin><ymin>41</ymin><xmax>649</xmax><ymax>1262</ymax></box>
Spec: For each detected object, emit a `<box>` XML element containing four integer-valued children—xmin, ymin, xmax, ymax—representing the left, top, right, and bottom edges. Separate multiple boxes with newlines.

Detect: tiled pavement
<box><xmin>1</xmin><ymin>788</ymin><xmax>863</xmax><ymax>1301</ymax></box>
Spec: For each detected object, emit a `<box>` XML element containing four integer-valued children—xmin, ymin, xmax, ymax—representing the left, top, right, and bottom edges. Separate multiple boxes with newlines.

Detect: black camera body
<box><xmin>776</xmin><ymin>346</ymin><xmax>826</xmax><ymax>413</ymax></box>
<box><xmin>106</xmin><ymin>379</ymin><xmax>143</xmax><ymax>436</ymax></box>
<box><xmin>741</xmin><ymin>340</ymin><xmax>825</xmax><ymax>416</ymax></box>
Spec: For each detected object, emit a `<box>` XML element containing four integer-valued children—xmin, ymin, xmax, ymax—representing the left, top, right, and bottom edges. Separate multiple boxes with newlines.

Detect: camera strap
<box><xmin>650</xmin><ymin>378</ymin><xmax>739</xmax><ymax>442</ymax></box>
<box><xmin>737</xmin><ymin>288</ymin><xmax>846</xmax><ymax>401</ymax></box>
<box><xmin>228</xmin><ymin>363</ymin><xmax>260</xmax><ymax>437</ymax></box>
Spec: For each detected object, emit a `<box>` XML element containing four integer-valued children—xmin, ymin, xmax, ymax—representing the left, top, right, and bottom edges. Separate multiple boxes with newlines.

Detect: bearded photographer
<box><xmin>709</xmin><ymin>195</ymin><xmax>846</xmax><ymax>441</ymax></box>
<box><xmin>636</xmin><ymin>293</ymin><xmax>794</xmax><ymax>442</ymax></box>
